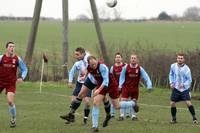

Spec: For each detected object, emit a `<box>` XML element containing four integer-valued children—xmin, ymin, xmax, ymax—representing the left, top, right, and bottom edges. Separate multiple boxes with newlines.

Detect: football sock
<box><xmin>171</xmin><ymin>107</ymin><xmax>176</xmax><ymax>120</ymax></box>
<box><xmin>111</xmin><ymin>104</ymin><xmax>116</xmax><ymax>116</ymax></box>
<box><xmin>120</xmin><ymin>101</ymin><xmax>126</xmax><ymax>117</ymax></box>
<box><xmin>9</xmin><ymin>104</ymin><xmax>16</xmax><ymax>118</ymax></box>
<box><xmin>104</xmin><ymin>100</ymin><xmax>111</xmax><ymax>115</ymax></box>
<box><xmin>84</xmin><ymin>104</ymin><xmax>90</xmax><ymax>118</ymax></box>
<box><xmin>92</xmin><ymin>106</ymin><xmax>99</xmax><ymax>128</ymax></box>
<box><xmin>188</xmin><ymin>105</ymin><xmax>197</xmax><ymax>120</ymax></box>
<box><xmin>70</xmin><ymin>98</ymin><xmax>82</xmax><ymax>113</ymax></box>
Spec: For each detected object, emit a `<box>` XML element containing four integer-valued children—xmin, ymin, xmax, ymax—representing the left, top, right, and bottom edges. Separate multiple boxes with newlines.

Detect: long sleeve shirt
<box><xmin>119</xmin><ymin>64</ymin><xmax>152</xmax><ymax>90</ymax></box>
<box><xmin>169</xmin><ymin>63</ymin><xmax>192</xmax><ymax>92</ymax></box>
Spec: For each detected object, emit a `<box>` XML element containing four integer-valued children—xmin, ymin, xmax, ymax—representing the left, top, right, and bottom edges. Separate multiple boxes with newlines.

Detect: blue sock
<box><xmin>9</xmin><ymin>105</ymin><xmax>16</xmax><ymax>118</ymax></box>
<box><xmin>126</xmin><ymin>106</ymin><xmax>130</xmax><ymax>117</ymax></box>
<box><xmin>111</xmin><ymin>104</ymin><xmax>116</xmax><ymax>116</ymax></box>
<box><xmin>92</xmin><ymin>106</ymin><xmax>99</xmax><ymax>128</ymax></box>
<box><xmin>119</xmin><ymin>101</ymin><xmax>126</xmax><ymax>117</ymax></box>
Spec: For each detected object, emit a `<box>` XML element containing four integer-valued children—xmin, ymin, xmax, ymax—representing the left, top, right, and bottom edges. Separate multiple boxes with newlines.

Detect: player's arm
<box><xmin>140</xmin><ymin>66</ymin><xmax>152</xmax><ymax>90</ymax></box>
<box><xmin>68</xmin><ymin>62</ymin><xmax>79</xmax><ymax>88</ymax></box>
<box><xmin>0</xmin><ymin>55</ymin><xmax>3</xmax><ymax>62</ymax></box>
<box><xmin>183</xmin><ymin>66</ymin><xmax>192</xmax><ymax>89</ymax></box>
<box><xmin>110</xmin><ymin>66</ymin><xmax>114</xmax><ymax>74</ymax></box>
<box><xmin>79</xmin><ymin>61</ymin><xmax>88</xmax><ymax>81</ymax></box>
<box><xmin>93</xmin><ymin>64</ymin><xmax>109</xmax><ymax>97</ymax></box>
<box><xmin>18</xmin><ymin>57</ymin><xmax>28</xmax><ymax>82</ymax></box>
<box><xmin>169</xmin><ymin>64</ymin><xmax>175</xmax><ymax>89</ymax></box>
<box><xmin>118</xmin><ymin>65</ymin><xmax>127</xmax><ymax>90</ymax></box>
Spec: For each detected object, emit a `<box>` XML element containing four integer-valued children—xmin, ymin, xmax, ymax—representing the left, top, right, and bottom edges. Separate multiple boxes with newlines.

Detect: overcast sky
<box><xmin>0</xmin><ymin>0</ymin><xmax>200</xmax><ymax>19</ymax></box>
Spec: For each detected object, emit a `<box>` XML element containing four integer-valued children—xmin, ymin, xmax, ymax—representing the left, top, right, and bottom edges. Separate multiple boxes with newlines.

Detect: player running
<box><xmin>0</xmin><ymin>42</ymin><xmax>28</xmax><ymax>128</ymax></box>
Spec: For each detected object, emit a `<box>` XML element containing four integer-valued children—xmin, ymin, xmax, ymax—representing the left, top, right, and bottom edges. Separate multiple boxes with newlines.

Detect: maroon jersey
<box><xmin>112</xmin><ymin>63</ymin><xmax>126</xmax><ymax>84</ymax></box>
<box><xmin>87</xmin><ymin>62</ymin><xmax>119</xmax><ymax>99</ymax></box>
<box><xmin>87</xmin><ymin>62</ymin><xmax>103</xmax><ymax>86</ymax></box>
<box><xmin>0</xmin><ymin>54</ymin><xmax>19</xmax><ymax>85</ymax></box>
<box><xmin>124</xmin><ymin>64</ymin><xmax>141</xmax><ymax>90</ymax></box>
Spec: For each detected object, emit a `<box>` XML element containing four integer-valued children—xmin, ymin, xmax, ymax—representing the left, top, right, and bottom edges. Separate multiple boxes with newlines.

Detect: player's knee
<box><xmin>186</xmin><ymin>101</ymin><xmax>192</xmax><ymax>106</ymax></box>
<box><xmin>84</xmin><ymin>104</ymin><xmax>90</xmax><ymax>109</ymax></box>
<box><xmin>93</xmin><ymin>99</ymin><xmax>100</xmax><ymax>106</ymax></box>
<box><xmin>114</xmin><ymin>104</ymin><xmax>120</xmax><ymax>110</ymax></box>
<box><xmin>170</xmin><ymin>101</ymin><xmax>176</xmax><ymax>107</ymax></box>
<box><xmin>8</xmin><ymin>101</ymin><xmax>14</xmax><ymax>106</ymax></box>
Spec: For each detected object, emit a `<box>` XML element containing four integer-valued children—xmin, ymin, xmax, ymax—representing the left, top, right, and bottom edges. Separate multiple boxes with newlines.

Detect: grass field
<box><xmin>1</xmin><ymin>21</ymin><xmax>200</xmax><ymax>66</ymax></box>
<box><xmin>0</xmin><ymin>82</ymin><xmax>200</xmax><ymax>133</ymax></box>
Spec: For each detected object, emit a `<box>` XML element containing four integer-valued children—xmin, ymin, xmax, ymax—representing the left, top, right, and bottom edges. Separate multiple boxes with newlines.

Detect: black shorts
<box><xmin>170</xmin><ymin>89</ymin><xmax>191</xmax><ymax>102</ymax></box>
<box><xmin>83</xmin><ymin>77</ymin><xmax>96</xmax><ymax>90</ymax></box>
<box><xmin>72</xmin><ymin>81</ymin><xmax>92</xmax><ymax>97</ymax></box>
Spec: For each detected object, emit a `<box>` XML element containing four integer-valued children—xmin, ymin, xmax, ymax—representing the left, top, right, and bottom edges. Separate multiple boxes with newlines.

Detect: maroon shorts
<box><xmin>97</xmin><ymin>81</ymin><xmax>119</xmax><ymax>99</ymax></box>
<box><xmin>121</xmin><ymin>87</ymin><xmax>139</xmax><ymax>100</ymax></box>
<box><xmin>0</xmin><ymin>83</ymin><xmax>16</xmax><ymax>94</ymax></box>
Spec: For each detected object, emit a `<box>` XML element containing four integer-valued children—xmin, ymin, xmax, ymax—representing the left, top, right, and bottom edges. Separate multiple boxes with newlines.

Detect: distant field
<box><xmin>0</xmin><ymin>21</ymin><xmax>200</xmax><ymax>66</ymax></box>
<box><xmin>0</xmin><ymin>82</ymin><xmax>200</xmax><ymax>133</ymax></box>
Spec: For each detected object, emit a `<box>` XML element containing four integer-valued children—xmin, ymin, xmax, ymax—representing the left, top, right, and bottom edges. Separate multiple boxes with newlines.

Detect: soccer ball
<box><xmin>106</xmin><ymin>0</ymin><xmax>117</xmax><ymax>8</ymax></box>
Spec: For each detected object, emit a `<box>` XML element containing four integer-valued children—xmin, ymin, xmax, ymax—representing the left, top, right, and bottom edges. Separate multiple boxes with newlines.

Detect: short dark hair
<box><xmin>6</xmin><ymin>41</ymin><xmax>15</xmax><ymax>48</ymax></box>
<box><xmin>115</xmin><ymin>52</ymin><xmax>122</xmax><ymax>57</ymax></box>
<box><xmin>75</xmin><ymin>47</ymin><xmax>85</xmax><ymax>54</ymax></box>
<box><xmin>177</xmin><ymin>52</ymin><xmax>185</xmax><ymax>57</ymax></box>
<box><xmin>87</xmin><ymin>55</ymin><xmax>96</xmax><ymax>63</ymax></box>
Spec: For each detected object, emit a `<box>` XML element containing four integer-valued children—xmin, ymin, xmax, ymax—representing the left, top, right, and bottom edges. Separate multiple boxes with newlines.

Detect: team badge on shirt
<box><xmin>135</xmin><ymin>69</ymin><xmax>139</xmax><ymax>74</ymax></box>
<box><xmin>12</xmin><ymin>59</ymin><xmax>16</xmax><ymax>64</ymax></box>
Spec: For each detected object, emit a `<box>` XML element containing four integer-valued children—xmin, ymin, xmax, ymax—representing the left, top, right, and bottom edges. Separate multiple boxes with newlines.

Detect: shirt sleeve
<box><xmin>140</xmin><ymin>66</ymin><xmax>152</xmax><ymax>89</ymax></box>
<box><xmin>99</xmin><ymin>64</ymin><xmax>109</xmax><ymax>87</ymax></box>
<box><xmin>0</xmin><ymin>55</ymin><xmax>3</xmax><ymax>63</ymax></box>
<box><xmin>68</xmin><ymin>62</ymin><xmax>78</xmax><ymax>83</ymax></box>
<box><xmin>119</xmin><ymin>65</ymin><xmax>127</xmax><ymax>88</ymax></box>
<box><xmin>183</xmin><ymin>66</ymin><xmax>192</xmax><ymax>89</ymax></box>
<box><xmin>18</xmin><ymin>57</ymin><xmax>28</xmax><ymax>80</ymax></box>
<box><xmin>169</xmin><ymin>64</ymin><xmax>175</xmax><ymax>85</ymax></box>
<box><xmin>110</xmin><ymin>66</ymin><xmax>113</xmax><ymax>74</ymax></box>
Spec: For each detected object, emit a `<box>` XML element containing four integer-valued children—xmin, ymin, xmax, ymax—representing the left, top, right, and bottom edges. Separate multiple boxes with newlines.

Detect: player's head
<box><xmin>130</xmin><ymin>53</ymin><xmax>138</xmax><ymax>65</ymax></box>
<box><xmin>6</xmin><ymin>41</ymin><xmax>15</xmax><ymax>56</ymax></box>
<box><xmin>114</xmin><ymin>52</ymin><xmax>123</xmax><ymax>64</ymax></box>
<box><xmin>74</xmin><ymin>47</ymin><xmax>85</xmax><ymax>61</ymax></box>
<box><xmin>87</xmin><ymin>55</ymin><xmax>98</xmax><ymax>69</ymax></box>
<box><xmin>177</xmin><ymin>53</ymin><xmax>185</xmax><ymax>66</ymax></box>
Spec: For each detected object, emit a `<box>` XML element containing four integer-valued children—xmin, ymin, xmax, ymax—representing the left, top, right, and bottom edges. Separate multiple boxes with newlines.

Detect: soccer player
<box><xmin>169</xmin><ymin>53</ymin><xmax>198</xmax><ymax>124</ymax></box>
<box><xmin>0</xmin><ymin>42</ymin><xmax>28</xmax><ymax>128</ymax></box>
<box><xmin>110</xmin><ymin>52</ymin><xmax>126</xmax><ymax>118</ymax></box>
<box><xmin>119</xmin><ymin>53</ymin><xmax>152</xmax><ymax>121</ymax></box>
<box><xmin>67</xmin><ymin>47</ymin><xmax>92</xmax><ymax>125</ymax></box>
<box><xmin>60</xmin><ymin>55</ymin><xmax>136</xmax><ymax>132</ymax></box>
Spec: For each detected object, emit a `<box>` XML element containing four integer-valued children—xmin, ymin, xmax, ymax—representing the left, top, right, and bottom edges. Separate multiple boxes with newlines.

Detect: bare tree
<box><xmin>183</xmin><ymin>6</ymin><xmax>200</xmax><ymax>20</ymax></box>
<box><xmin>89</xmin><ymin>0</ymin><xmax>110</xmax><ymax>66</ymax></box>
<box><xmin>62</xmin><ymin>0</ymin><xmax>69</xmax><ymax>78</ymax></box>
<box><xmin>25</xmin><ymin>0</ymin><xmax>43</xmax><ymax>65</ymax></box>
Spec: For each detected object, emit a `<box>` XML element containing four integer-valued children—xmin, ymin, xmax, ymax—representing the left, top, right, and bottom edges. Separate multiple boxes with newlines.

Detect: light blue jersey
<box><xmin>68</xmin><ymin>61</ymin><xmax>86</xmax><ymax>83</ymax></box>
<box><xmin>68</xmin><ymin>52</ymin><xmax>90</xmax><ymax>84</ymax></box>
<box><xmin>169</xmin><ymin>63</ymin><xmax>192</xmax><ymax>92</ymax></box>
<box><xmin>119</xmin><ymin>64</ymin><xmax>152</xmax><ymax>90</ymax></box>
<box><xmin>18</xmin><ymin>56</ymin><xmax>28</xmax><ymax>80</ymax></box>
